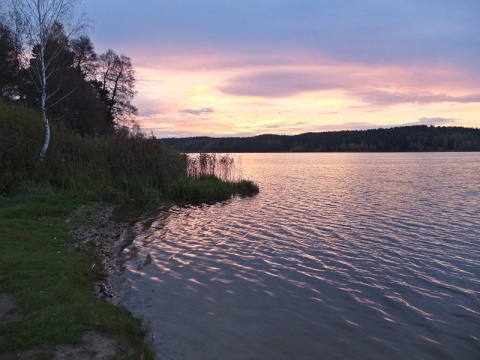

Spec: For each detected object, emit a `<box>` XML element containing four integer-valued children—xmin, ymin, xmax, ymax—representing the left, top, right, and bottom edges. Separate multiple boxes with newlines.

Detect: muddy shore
<box><xmin>71</xmin><ymin>205</ymin><xmax>138</xmax><ymax>304</ymax></box>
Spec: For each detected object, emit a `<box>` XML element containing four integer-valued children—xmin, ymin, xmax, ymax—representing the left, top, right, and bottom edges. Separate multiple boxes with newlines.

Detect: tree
<box><xmin>10</xmin><ymin>0</ymin><xmax>87</xmax><ymax>161</ymax></box>
<box><xmin>1</xmin><ymin>7</ymin><xmax>32</xmax><ymax>101</ymax></box>
<box><xmin>70</xmin><ymin>35</ymin><xmax>96</xmax><ymax>77</ymax></box>
<box><xmin>0</xmin><ymin>5</ymin><xmax>27</xmax><ymax>100</ymax></box>
<box><xmin>95</xmin><ymin>49</ymin><xmax>138</xmax><ymax>128</ymax></box>
<box><xmin>0</xmin><ymin>22</ymin><xmax>19</xmax><ymax>98</ymax></box>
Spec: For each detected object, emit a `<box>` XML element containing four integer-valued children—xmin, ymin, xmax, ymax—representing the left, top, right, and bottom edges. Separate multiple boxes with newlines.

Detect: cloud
<box><xmin>407</xmin><ymin>117</ymin><xmax>456</xmax><ymax>126</ymax></box>
<box><xmin>219</xmin><ymin>70</ymin><xmax>356</xmax><ymax>98</ymax></box>
<box><xmin>178</xmin><ymin>108</ymin><xmax>215</xmax><ymax>116</ymax></box>
<box><xmin>136</xmin><ymin>77</ymin><xmax>170</xmax><ymax>86</ymax></box>
<box><xmin>355</xmin><ymin>89</ymin><xmax>480</xmax><ymax>106</ymax></box>
<box><xmin>261</xmin><ymin>121</ymin><xmax>310</xmax><ymax>130</ymax></box>
<box><xmin>138</xmin><ymin>109</ymin><xmax>164</xmax><ymax>117</ymax></box>
<box><xmin>84</xmin><ymin>0</ymin><xmax>480</xmax><ymax>76</ymax></box>
<box><xmin>220</xmin><ymin>67</ymin><xmax>480</xmax><ymax>107</ymax></box>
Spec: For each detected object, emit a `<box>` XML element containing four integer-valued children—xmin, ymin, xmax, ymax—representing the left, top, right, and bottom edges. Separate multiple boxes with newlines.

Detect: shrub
<box><xmin>0</xmin><ymin>99</ymin><xmax>44</xmax><ymax>193</ymax></box>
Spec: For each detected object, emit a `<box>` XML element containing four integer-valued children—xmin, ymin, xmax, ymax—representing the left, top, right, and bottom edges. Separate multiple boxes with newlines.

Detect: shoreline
<box><xmin>71</xmin><ymin>205</ymin><xmax>136</xmax><ymax>303</ymax></box>
<box><xmin>0</xmin><ymin>195</ymin><xmax>155</xmax><ymax>359</ymax></box>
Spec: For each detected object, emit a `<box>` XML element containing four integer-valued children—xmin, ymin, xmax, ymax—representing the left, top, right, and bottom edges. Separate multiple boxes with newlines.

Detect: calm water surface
<box><xmin>117</xmin><ymin>153</ymin><xmax>480</xmax><ymax>360</ymax></box>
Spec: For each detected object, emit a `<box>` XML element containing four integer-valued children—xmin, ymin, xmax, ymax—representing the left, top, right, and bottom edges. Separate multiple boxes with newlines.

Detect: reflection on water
<box><xmin>116</xmin><ymin>153</ymin><xmax>480</xmax><ymax>360</ymax></box>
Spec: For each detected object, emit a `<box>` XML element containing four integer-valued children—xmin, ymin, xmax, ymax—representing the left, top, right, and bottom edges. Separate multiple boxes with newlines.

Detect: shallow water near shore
<box><xmin>116</xmin><ymin>153</ymin><xmax>480</xmax><ymax>359</ymax></box>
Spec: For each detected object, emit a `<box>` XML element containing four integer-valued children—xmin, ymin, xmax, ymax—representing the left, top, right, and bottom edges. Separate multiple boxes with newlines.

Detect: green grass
<box><xmin>0</xmin><ymin>192</ymin><xmax>155</xmax><ymax>359</ymax></box>
<box><xmin>168</xmin><ymin>175</ymin><xmax>259</xmax><ymax>203</ymax></box>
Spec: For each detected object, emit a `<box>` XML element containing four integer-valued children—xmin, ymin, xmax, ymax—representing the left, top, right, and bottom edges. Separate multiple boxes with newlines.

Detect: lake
<box><xmin>116</xmin><ymin>153</ymin><xmax>480</xmax><ymax>359</ymax></box>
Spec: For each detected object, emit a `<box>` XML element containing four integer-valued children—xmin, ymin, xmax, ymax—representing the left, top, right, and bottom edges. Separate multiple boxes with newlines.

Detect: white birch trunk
<box><xmin>11</xmin><ymin>0</ymin><xmax>86</xmax><ymax>162</ymax></box>
<box><xmin>39</xmin><ymin>42</ymin><xmax>50</xmax><ymax>161</ymax></box>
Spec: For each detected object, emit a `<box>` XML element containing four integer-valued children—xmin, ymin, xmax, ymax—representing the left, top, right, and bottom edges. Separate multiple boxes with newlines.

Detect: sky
<box><xmin>81</xmin><ymin>0</ymin><xmax>480</xmax><ymax>137</ymax></box>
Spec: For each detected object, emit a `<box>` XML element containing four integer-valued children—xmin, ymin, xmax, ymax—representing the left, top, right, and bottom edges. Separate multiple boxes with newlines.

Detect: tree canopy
<box><xmin>0</xmin><ymin>1</ymin><xmax>138</xmax><ymax>143</ymax></box>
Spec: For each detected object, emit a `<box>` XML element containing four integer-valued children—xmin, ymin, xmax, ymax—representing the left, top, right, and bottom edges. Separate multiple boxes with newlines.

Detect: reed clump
<box><xmin>185</xmin><ymin>153</ymin><xmax>259</xmax><ymax>201</ymax></box>
<box><xmin>187</xmin><ymin>153</ymin><xmax>237</xmax><ymax>181</ymax></box>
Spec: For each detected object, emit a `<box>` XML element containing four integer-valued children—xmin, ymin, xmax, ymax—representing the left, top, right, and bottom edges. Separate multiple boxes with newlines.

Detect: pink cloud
<box><xmin>353</xmin><ymin>89</ymin><xmax>480</xmax><ymax>106</ymax></box>
<box><xmin>219</xmin><ymin>71</ymin><xmax>344</xmax><ymax>97</ymax></box>
<box><xmin>217</xmin><ymin>63</ymin><xmax>480</xmax><ymax>106</ymax></box>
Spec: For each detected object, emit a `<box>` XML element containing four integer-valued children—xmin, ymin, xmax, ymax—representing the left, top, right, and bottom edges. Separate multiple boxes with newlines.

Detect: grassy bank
<box><xmin>0</xmin><ymin>99</ymin><xmax>258</xmax><ymax>359</ymax></box>
<box><xmin>0</xmin><ymin>192</ymin><xmax>156</xmax><ymax>359</ymax></box>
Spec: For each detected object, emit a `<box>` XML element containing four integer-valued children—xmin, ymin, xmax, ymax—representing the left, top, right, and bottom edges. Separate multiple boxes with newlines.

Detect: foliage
<box><xmin>160</xmin><ymin>125</ymin><xmax>480</xmax><ymax>152</ymax></box>
<box><xmin>168</xmin><ymin>175</ymin><xmax>236</xmax><ymax>202</ymax></box>
<box><xmin>0</xmin><ymin>22</ymin><xmax>20</xmax><ymax>98</ymax></box>
<box><xmin>175</xmin><ymin>153</ymin><xmax>258</xmax><ymax>202</ymax></box>
<box><xmin>41</xmin><ymin>123</ymin><xmax>187</xmax><ymax>203</ymax></box>
<box><xmin>6</xmin><ymin>0</ymin><xmax>89</xmax><ymax>160</ymax></box>
<box><xmin>95</xmin><ymin>49</ymin><xmax>138</xmax><ymax>127</ymax></box>
<box><xmin>0</xmin><ymin>100</ymin><xmax>259</xmax><ymax>203</ymax></box>
<box><xmin>0</xmin><ymin>9</ymin><xmax>138</xmax><ymax>141</ymax></box>
<box><xmin>0</xmin><ymin>98</ymin><xmax>44</xmax><ymax>193</ymax></box>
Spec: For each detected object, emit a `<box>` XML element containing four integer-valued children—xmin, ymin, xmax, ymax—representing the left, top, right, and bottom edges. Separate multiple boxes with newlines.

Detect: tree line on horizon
<box><xmin>159</xmin><ymin>126</ymin><xmax>480</xmax><ymax>152</ymax></box>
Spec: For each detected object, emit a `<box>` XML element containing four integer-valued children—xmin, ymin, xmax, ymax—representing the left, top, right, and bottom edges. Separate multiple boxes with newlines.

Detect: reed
<box><xmin>187</xmin><ymin>153</ymin><xmax>236</xmax><ymax>181</ymax></box>
<box><xmin>183</xmin><ymin>153</ymin><xmax>258</xmax><ymax>201</ymax></box>
<box><xmin>0</xmin><ymin>99</ymin><xmax>258</xmax><ymax>203</ymax></box>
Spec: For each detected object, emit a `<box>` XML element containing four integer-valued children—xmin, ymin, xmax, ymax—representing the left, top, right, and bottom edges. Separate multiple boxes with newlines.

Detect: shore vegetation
<box><xmin>0</xmin><ymin>98</ymin><xmax>259</xmax><ymax>203</ymax></box>
<box><xmin>0</xmin><ymin>99</ymin><xmax>258</xmax><ymax>359</ymax></box>
<box><xmin>1</xmin><ymin>3</ymin><xmax>258</xmax><ymax>357</ymax></box>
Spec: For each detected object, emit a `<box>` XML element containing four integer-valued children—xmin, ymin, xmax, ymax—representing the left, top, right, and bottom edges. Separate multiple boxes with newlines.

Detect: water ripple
<box><xmin>118</xmin><ymin>153</ymin><xmax>480</xmax><ymax>360</ymax></box>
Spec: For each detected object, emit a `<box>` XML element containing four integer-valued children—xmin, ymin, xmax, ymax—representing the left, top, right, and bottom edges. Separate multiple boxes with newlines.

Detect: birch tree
<box><xmin>11</xmin><ymin>0</ymin><xmax>87</xmax><ymax>161</ymax></box>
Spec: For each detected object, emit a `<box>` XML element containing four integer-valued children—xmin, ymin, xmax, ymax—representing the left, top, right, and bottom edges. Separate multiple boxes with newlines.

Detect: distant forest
<box><xmin>160</xmin><ymin>126</ymin><xmax>480</xmax><ymax>152</ymax></box>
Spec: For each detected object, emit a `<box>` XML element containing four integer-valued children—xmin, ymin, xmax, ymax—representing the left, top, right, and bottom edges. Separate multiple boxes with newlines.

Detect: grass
<box><xmin>0</xmin><ymin>191</ymin><xmax>155</xmax><ymax>359</ymax></box>
<box><xmin>0</xmin><ymin>98</ymin><xmax>258</xmax><ymax>359</ymax></box>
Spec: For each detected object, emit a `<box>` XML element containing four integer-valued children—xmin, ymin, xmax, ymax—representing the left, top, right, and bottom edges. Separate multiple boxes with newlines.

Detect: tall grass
<box><xmin>187</xmin><ymin>153</ymin><xmax>238</xmax><ymax>181</ymax></box>
<box><xmin>0</xmin><ymin>99</ymin><xmax>258</xmax><ymax>203</ymax></box>
<box><xmin>0</xmin><ymin>99</ymin><xmax>44</xmax><ymax>193</ymax></box>
<box><xmin>183</xmin><ymin>153</ymin><xmax>258</xmax><ymax>201</ymax></box>
<box><xmin>43</xmin><ymin>123</ymin><xmax>187</xmax><ymax>203</ymax></box>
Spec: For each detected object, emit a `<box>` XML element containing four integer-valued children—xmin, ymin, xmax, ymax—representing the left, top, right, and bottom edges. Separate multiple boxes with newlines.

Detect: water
<box><xmin>117</xmin><ymin>153</ymin><xmax>480</xmax><ymax>359</ymax></box>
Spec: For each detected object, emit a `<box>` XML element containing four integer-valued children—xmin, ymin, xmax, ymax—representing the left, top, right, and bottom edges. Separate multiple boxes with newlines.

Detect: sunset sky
<box><xmin>82</xmin><ymin>0</ymin><xmax>480</xmax><ymax>137</ymax></box>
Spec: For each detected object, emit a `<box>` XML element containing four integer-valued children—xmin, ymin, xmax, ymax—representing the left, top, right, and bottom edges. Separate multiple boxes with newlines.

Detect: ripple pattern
<box><xmin>118</xmin><ymin>153</ymin><xmax>480</xmax><ymax>360</ymax></box>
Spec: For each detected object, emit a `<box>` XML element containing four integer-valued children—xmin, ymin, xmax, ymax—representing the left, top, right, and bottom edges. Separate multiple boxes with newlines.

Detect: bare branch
<box><xmin>48</xmin><ymin>81</ymin><xmax>80</xmax><ymax>107</ymax></box>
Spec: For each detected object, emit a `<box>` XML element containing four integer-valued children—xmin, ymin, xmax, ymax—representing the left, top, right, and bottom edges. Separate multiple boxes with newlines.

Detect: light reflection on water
<box><xmin>117</xmin><ymin>153</ymin><xmax>480</xmax><ymax>360</ymax></box>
